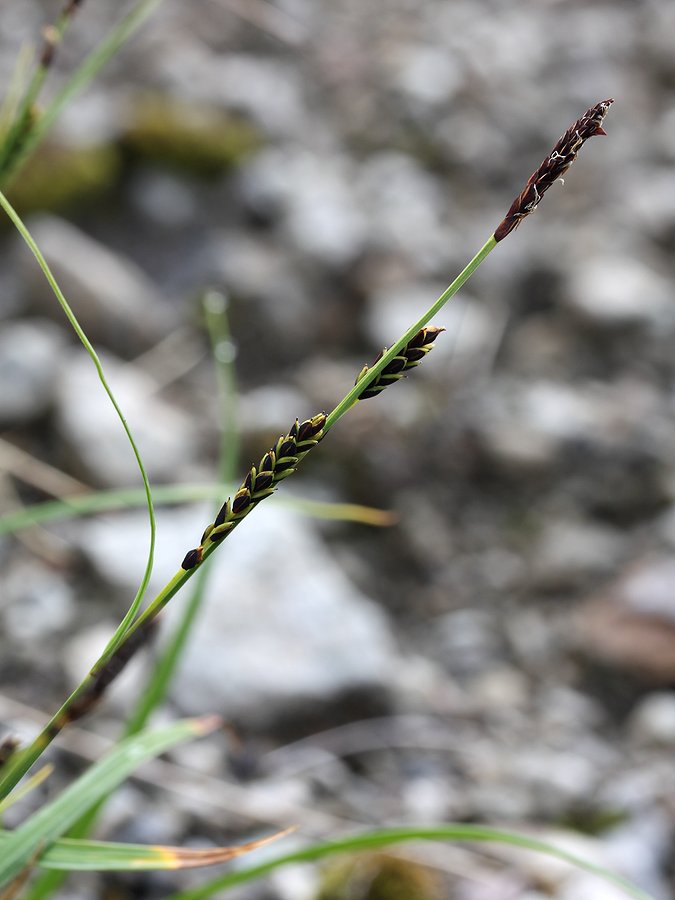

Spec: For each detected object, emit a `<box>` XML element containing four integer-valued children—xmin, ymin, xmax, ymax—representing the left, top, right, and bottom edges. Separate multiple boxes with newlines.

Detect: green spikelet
<box><xmin>355</xmin><ymin>326</ymin><xmax>444</xmax><ymax>400</ymax></box>
<box><xmin>181</xmin><ymin>412</ymin><xmax>326</xmax><ymax>570</ymax></box>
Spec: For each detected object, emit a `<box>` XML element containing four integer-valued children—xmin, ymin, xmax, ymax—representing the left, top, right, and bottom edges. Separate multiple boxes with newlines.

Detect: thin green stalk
<box><xmin>0</xmin><ymin>0</ymin><xmax>166</xmax><ymax>190</ymax></box>
<box><xmin>165</xmin><ymin>826</ymin><xmax>652</xmax><ymax>900</ymax></box>
<box><xmin>126</xmin><ymin>291</ymin><xmax>240</xmax><ymax>734</ymax></box>
<box><xmin>26</xmin><ymin>293</ymin><xmax>242</xmax><ymax>899</ymax></box>
<box><xmin>325</xmin><ymin>235</ymin><xmax>496</xmax><ymax>431</ymax></box>
<box><xmin>0</xmin><ymin>191</ymin><xmax>156</xmax><ymax>799</ymax></box>
<box><xmin>0</xmin><ymin>484</ymin><xmax>395</xmax><ymax>536</ymax></box>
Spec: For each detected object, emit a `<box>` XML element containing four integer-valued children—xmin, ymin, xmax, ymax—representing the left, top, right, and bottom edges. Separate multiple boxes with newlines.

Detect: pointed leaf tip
<box><xmin>193</xmin><ymin>715</ymin><xmax>223</xmax><ymax>736</ymax></box>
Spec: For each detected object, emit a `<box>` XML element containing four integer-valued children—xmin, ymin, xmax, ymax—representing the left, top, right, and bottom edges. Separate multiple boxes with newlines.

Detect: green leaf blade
<box><xmin>0</xmin><ymin>717</ymin><xmax>219</xmax><ymax>887</ymax></box>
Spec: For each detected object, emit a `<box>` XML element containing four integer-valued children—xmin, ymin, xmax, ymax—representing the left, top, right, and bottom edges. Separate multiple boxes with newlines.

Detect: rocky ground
<box><xmin>1</xmin><ymin>0</ymin><xmax>675</xmax><ymax>897</ymax></box>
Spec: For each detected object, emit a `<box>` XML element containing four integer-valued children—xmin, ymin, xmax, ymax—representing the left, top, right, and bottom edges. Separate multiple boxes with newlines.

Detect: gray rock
<box><xmin>435</xmin><ymin>609</ymin><xmax>504</xmax><ymax>677</ymax></box>
<box><xmin>565</xmin><ymin>255</ymin><xmax>670</xmax><ymax>329</ymax></box>
<box><xmin>629</xmin><ymin>692</ymin><xmax>675</xmax><ymax>747</ymax></box>
<box><xmin>70</xmin><ymin>503</ymin><xmax>401</xmax><ymax>726</ymax></box>
<box><xmin>575</xmin><ymin>557</ymin><xmax>675</xmax><ymax>682</ymax></box>
<box><xmin>0</xmin><ymin>318</ymin><xmax>66</xmax><ymax>426</ymax></box>
<box><xmin>2</xmin><ymin>558</ymin><xmax>75</xmax><ymax>642</ymax></box>
<box><xmin>129</xmin><ymin>169</ymin><xmax>198</xmax><ymax>228</ymax></box>
<box><xmin>19</xmin><ymin>216</ymin><xmax>176</xmax><ymax>354</ymax></box>
<box><xmin>366</xmin><ymin>282</ymin><xmax>500</xmax><ymax>380</ymax></box>
<box><xmin>211</xmin><ymin>231</ymin><xmax>316</xmax><ymax>346</ymax></box>
<box><xmin>190</xmin><ymin>53</ymin><xmax>307</xmax><ymax>138</ymax></box>
<box><xmin>238</xmin><ymin>147</ymin><xmax>367</xmax><ymax>265</ymax></box>
<box><xmin>470</xmin><ymin>379</ymin><xmax>598</xmax><ymax>472</ymax></box>
<box><xmin>55</xmin><ymin>352</ymin><xmax>198</xmax><ymax>486</ymax></box>
<box><xmin>356</xmin><ymin>153</ymin><xmax>453</xmax><ymax>268</ymax></box>
<box><xmin>529</xmin><ymin>518</ymin><xmax>625</xmax><ymax>591</ymax></box>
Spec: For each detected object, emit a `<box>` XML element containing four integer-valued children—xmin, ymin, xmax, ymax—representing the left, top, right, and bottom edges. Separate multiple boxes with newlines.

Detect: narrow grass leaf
<box><xmin>165</xmin><ymin>826</ymin><xmax>653</xmax><ymax>900</ymax></box>
<box><xmin>0</xmin><ymin>717</ymin><xmax>219</xmax><ymax>887</ymax></box>
<box><xmin>0</xmin><ymin>485</ymin><xmax>396</xmax><ymax>535</ymax></box>
<box><xmin>0</xmin><ymin>767</ymin><xmax>53</xmax><ymax>817</ymax></box>
<box><xmin>0</xmin><ymin>828</ymin><xmax>293</xmax><ymax>872</ymax></box>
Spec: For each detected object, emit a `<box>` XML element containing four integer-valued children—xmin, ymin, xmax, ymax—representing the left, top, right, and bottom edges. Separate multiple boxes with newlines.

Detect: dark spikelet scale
<box><xmin>232</xmin><ymin>488</ymin><xmax>252</xmax><ymax>515</ymax></box>
<box><xmin>214</xmin><ymin>501</ymin><xmax>230</xmax><ymax>528</ymax></box>
<box><xmin>382</xmin><ymin>356</ymin><xmax>408</xmax><ymax>376</ymax></box>
<box><xmin>405</xmin><ymin>347</ymin><xmax>427</xmax><ymax>363</ymax></box>
<box><xmin>260</xmin><ymin>452</ymin><xmax>275</xmax><ymax>472</ymax></box>
<box><xmin>277</xmin><ymin>438</ymin><xmax>297</xmax><ymax>459</ymax></box>
<box><xmin>356</xmin><ymin>326</ymin><xmax>445</xmax><ymax>400</ymax></box>
<box><xmin>494</xmin><ymin>98</ymin><xmax>614</xmax><ymax>242</ymax></box>
<box><xmin>181</xmin><ymin>547</ymin><xmax>203</xmax><ymax>570</ymax></box>
<box><xmin>254</xmin><ymin>471</ymin><xmax>274</xmax><ymax>492</ymax></box>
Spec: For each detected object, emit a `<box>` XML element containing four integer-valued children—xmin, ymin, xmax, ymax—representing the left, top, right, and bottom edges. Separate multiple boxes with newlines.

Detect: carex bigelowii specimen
<box><xmin>0</xmin><ymin>99</ymin><xmax>615</xmax><ymax>801</ymax></box>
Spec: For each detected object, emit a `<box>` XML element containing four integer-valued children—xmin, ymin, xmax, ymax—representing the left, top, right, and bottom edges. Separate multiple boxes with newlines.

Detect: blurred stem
<box><xmin>27</xmin><ymin>293</ymin><xmax>242</xmax><ymax>899</ymax></box>
<box><xmin>127</xmin><ymin>290</ymin><xmax>240</xmax><ymax>735</ymax></box>
<box><xmin>0</xmin><ymin>484</ymin><xmax>395</xmax><ymax>535</ymax></box>
<box><xmin>0</xmin><ymin>5</ymin><xmax>74</xmax><ymax>182</ymax></box>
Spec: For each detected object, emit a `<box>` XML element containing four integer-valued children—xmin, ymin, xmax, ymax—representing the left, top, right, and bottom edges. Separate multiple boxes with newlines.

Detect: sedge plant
<box><xmin>0</xmin><ymin>14</ymin><xmax>642</xmax><ymax>896</ymax></box>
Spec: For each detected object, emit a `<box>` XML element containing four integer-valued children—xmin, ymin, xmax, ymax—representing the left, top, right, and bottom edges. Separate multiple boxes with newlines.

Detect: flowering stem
<box><xmin>324</xmin><ymin>235</ymin><xmax>497</xmax><ymax>432</ymax></box>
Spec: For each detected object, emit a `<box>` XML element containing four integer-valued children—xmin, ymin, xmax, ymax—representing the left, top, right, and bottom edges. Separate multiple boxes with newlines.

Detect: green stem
<box><xmin>325</xmin><ymin>236</ymin><xmax>496</xmax><ymax>431</ymax></box>
<box><xmin>0</xmin><ymin>190</ymin><xmax>156</xmax><ymax>799</ymax></box>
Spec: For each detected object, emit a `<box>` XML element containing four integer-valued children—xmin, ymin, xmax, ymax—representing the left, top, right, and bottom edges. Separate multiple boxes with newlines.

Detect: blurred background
<box><xmin>1</xmin><ymin>0</ymin><xmax>675</xmax><ymax>897</ymax></box>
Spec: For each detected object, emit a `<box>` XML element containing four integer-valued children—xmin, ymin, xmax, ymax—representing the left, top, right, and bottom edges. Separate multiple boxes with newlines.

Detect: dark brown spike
<box><xmin>66</xmin><ymin>619</ymin><xmax>158</xmax><ymax>724</ymax></box>
<box><xmin>243</xmin><ymin>471</ymin><xmax>253</xmax><ymax>491</ymax></box>
<box><xmin>494</xmin><ymin>98</ymin><xmax>614</xmax><ymax>242</ymax></box>
<box><xmin>260</xmin><ymin>452</ymin><xmax>275</xmax><ymax>473</ymax></box>
<box><xmin>289</xmin><ymin>419</ymin><xmax>299</xmax><ymax>439</ymax></box>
